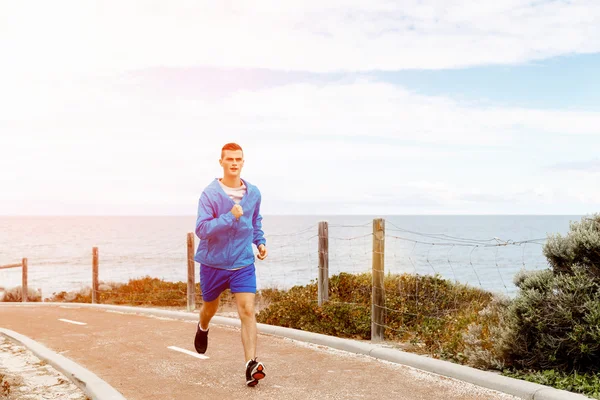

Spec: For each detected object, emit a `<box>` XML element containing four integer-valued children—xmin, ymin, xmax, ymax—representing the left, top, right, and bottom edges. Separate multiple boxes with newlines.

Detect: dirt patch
<box><xmin>0</xmin><ymin>336</ymin><xmax>89</xmax><ymax>400</ymax></box>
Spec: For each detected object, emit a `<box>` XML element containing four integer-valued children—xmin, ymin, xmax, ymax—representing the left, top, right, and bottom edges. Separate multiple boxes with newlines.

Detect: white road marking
<box><xmin>58</xmin><ymin>319</ymin><xmax>87</xmax><ymax>326</ymax></box>
<box><xmin>168</xmin><ymin>346</ymin><xmax>209</xmax><ymax>360</ymax></box>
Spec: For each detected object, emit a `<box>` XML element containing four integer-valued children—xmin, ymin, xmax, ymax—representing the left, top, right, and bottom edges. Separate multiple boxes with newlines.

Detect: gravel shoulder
<box><xmin>0</xmin><ymin>336</ymin><xmax>88</xmax><ymax>400</ymax></box>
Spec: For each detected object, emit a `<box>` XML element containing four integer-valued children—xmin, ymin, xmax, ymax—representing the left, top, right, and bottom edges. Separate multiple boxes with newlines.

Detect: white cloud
<box><xmin>5</xmin><ymin>77</ymin><xmax>600</xmax><ymax>145</ymax></box>
<box><xmin>1</xmin><ymin>0</ymin><xmax>599</xmax><ymax>79</ymax></box>
<box><xmin>2</xmin><ymin>77</ymin><xmax>599</xmax><ymax>215</ymax></box>
<box><xmin>549</xmin><ymin>158</ymin><xmax>600</xmax><ymax>172</ymax></box>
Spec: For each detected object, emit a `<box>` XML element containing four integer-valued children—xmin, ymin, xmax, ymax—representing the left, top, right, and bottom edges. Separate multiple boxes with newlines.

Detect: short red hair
<box><xmin>221</xmin><ymin>142</ymin><xmax>243</xmax><ymax>159</ymax></box>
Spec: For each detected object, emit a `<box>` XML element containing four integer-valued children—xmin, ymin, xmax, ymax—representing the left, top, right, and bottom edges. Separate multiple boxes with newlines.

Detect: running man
<box><xmin>193</xmin><ymin>142</ymin><xmax>268</xmax><ymax>387</ymax></box>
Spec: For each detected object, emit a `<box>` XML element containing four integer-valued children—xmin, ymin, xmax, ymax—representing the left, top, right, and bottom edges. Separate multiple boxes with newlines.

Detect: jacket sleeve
<box><xmin>195</xmin><ymin>192</ymin><xmax>234</xmax><ymax>240</ymax></box>
<box><xmin>252</xmin><ymin>194</ymin><xmax>266</xmax><ymax>247</ymax></box>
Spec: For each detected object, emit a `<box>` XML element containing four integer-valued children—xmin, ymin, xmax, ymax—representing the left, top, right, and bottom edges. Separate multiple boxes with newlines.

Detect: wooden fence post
<box><xmin>92</xmin><ymin>247</ymin><xmax>99</xmax><ymax>304</ymax></box>
<box><xmin>318</xmin><ymin>221</ymin><xmax>329</xmax><ymax>306</ymax></box>
<box><xmin>21</xmin><ymin>258</ymin><xmax>28</xmax><ymax>302</ymax></box>
<box><xmin>372</xmin><ymin>218</ymin><xmax>385</xmax><ymax>341</ymax></box>
<box><xmin>187</xmin><ymin>233</ymin><xmax>196</xmax><ymax>312</ymax></box>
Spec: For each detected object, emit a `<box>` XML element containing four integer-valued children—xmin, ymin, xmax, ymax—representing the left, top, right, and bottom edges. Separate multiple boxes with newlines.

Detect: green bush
<box><xmin>503</xmin><ymin>266</ymin><xmax>600</xmax><ymax>373</ymax></box>
<box><xmin>257</xmin><ymin>272</ymin><xmax>493</xmax><ymax>360</ymax></box>
<box><xmin>544</xmin><ymin>213</ymin><xmax>600</xmax><ymax>279</ymax></box>
<box><xmin>503</xmin><ymin>369</ymin><xmax>600</xmax><ymax>400</ymax></box>
<box><xmin>44</xmin><ymin>276</ymin><xmax>199</xmax><ymax>307</ymax></box>
<box><xmin>502</xmin><ymin>214</ymin><xmax>600</xmax><ymax>373</ymax></box>
<box><xmin>381</xmin><ymin>273</ymin><xmax>492</xmax><ymax>360</ymax></box>
<box><xmin>97</xmin><ymin>277</ymin><xmax>190</xmax><ymax>307</ymax></box>
<box><xmin>257</xmin><ymin>273</ymin><xmax>371</xmax><ymax>338</ymax></box>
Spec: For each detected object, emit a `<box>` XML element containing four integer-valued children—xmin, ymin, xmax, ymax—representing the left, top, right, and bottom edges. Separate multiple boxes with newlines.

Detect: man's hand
<box><xmin>231</xmin><ymin>204</ymin><xmax>243</xmax><ymax>219</ymax></box>
<box><xmin>257</xmin><ymin>244</ymin><xmax>268</xmax><ymax>260</ymax></box>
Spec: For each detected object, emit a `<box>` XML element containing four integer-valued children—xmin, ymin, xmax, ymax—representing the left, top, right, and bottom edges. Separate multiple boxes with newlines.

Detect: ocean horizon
<box><xmin>0</xmin><ymin>214</ymin><xmax>585</xmax><ymax>299</ymax></box>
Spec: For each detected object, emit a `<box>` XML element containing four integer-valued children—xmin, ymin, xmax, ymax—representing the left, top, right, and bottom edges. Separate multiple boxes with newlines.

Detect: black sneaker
<box><xmin>245</xmin><ymin>358</ymin><xmax>265</xmax><ymax>387</ymax></box>
<box><xmin>194</xmin><ymin>325</ymin><xmax>209</xmax><ymax>354</ymax></box>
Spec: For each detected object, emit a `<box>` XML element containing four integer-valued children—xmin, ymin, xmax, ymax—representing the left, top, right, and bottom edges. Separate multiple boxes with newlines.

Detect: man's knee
<box><xmin>238</xmin><ymin>300</ymin><xmax>255</xmax><ymax>320</ymax></box>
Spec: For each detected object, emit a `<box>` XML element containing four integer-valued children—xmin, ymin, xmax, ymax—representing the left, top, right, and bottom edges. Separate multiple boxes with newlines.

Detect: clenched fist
<box><xmin>231</xmin><ymin>204</ymin><xmax>243</xmax><ymax>219</ymax></box>
<box><xmin>257</xmin><ymin>244</ymin><xmax>268</xmax><ymax>260</ymax></box>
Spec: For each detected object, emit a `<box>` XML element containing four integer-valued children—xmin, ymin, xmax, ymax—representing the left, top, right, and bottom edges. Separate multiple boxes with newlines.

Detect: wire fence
<box><xmin>1</xmin><ymin>218</ymin><xmax>552</xmax><ymax>326</ymax></box>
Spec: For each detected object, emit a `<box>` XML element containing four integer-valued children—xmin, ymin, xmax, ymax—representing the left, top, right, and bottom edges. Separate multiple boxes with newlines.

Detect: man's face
<box><xmin>220</xmin><ymin>149</ymin><xmax>244</xmax><ymax>178</ymax></box>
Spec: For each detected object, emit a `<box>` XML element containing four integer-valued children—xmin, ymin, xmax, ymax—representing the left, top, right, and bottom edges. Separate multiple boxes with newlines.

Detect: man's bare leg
<box><xmin>235</xmin><ymin>292</ymin><xmax>257</xmax><ymax>361</ymax></box>
<box><xmin>199</xmin><ymin>297</ymin><xmax>220</xmax><ymax>330</ymax></box>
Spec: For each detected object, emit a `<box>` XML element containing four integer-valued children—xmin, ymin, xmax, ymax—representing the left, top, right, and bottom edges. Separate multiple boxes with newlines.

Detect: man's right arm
<box><xmin>195</xmin><ymin>192</ymin><xmax>235</xmax><ymax>240</ymax></box>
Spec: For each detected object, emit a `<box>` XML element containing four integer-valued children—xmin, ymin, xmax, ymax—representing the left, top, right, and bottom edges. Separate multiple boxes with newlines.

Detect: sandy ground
<box><xmin>0</xmin><ymin>336</ymin><xmax>89</xmax><ymax>400</ymax></box>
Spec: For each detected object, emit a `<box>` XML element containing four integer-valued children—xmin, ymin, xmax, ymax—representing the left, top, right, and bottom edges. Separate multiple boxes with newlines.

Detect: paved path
<box><xmin>0</xmin><ymin>304</ymin><xmax>519</xmax><ymax>400</ymax></box>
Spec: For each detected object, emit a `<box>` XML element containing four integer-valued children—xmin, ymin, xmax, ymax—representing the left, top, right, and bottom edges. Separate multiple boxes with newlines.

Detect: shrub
<box><xmin>462</xmin><ymin>294</ymin><xmax>511</xmax><ymax>370</ymax></box>
<box><xmin>502</xmin><ymin>266</ymin><xmax>600</xmax><ymax>373</ymax></box>
<box><xmin>96</xmin><ymin>277</ymin><xmax>190</xmax><ymax>307</ymax></box>
<box><xmin>257</xmin><ymin>273</ymin><xmax>372</xmax><ymax>338</ymax></box>
<box><xmin>501</xmin><ymin>214</ymin><xmax>600</xmax><ymax>373</ymax></box>
<box><xmin>382</xmin><ymin>273</ymin><xmax>492</xmax><ymax>360</ymax></box>
<box><xmin>503</xmin><ymin>369</ymin><xmax>600</xmax><ymax>400</ymax></box>
<box><xmin>257</xmin><ymin>272</ymin><xmax>493</xmax><ymax>360</ymax></box>
<box><xmin>1</xmin><ymin>286</ymin><xmax>42</xmax><ymax>302</ymax></box>
<box><xmin>45</xmin><ymin>276</ymin><xmax>201</xmax><ymax>307</ymax></box>
<box><xmin>544</xmin><ymin>213</ymin><xmax>600</xmax><ymax>279</ymax></box>
<box><xmin>46</xmin><ymin>287</ymin><xmax>92</xmax><ymax>303</ymax></box>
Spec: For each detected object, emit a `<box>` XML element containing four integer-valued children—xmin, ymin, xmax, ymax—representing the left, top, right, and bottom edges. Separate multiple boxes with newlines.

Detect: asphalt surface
<box><xmin>0</xmin><ymin>304</ymin><xmax>521</xmax><ymax>400</ymax></box>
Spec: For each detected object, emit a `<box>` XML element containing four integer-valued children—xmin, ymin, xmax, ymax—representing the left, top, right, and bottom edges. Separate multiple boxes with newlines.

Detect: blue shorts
<box><xmin>199</xmin><ymin>263</ymin><xmax>257</xmax><ymax>302</ymax></box>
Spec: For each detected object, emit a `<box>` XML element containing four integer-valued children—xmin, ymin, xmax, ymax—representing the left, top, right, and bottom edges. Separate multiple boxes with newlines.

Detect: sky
<box><xmin>1</xmin><ymin>0</ymin><xmax>599</xmax><ymax>215</ymax></box>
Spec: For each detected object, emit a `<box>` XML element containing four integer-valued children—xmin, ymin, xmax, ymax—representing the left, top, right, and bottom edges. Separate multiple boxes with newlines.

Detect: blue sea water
<box><xmin>0</xmin><ymin>215</ymin><xmax>582</xmax><ymax>298</ymax></box>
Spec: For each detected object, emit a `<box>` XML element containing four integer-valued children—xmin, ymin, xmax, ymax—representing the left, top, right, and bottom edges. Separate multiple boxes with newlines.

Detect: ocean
<box><xmin>0</xmin><ymin>215</ymin><xmax>582</xmax><ymax>299</ymax></box>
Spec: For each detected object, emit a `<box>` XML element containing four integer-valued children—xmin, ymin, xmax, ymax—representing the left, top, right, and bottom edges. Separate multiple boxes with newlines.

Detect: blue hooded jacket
<box><xmin>194</xmin><ymin>178</ymin><xmax>266</xmax><ymax>269</ymax></box>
